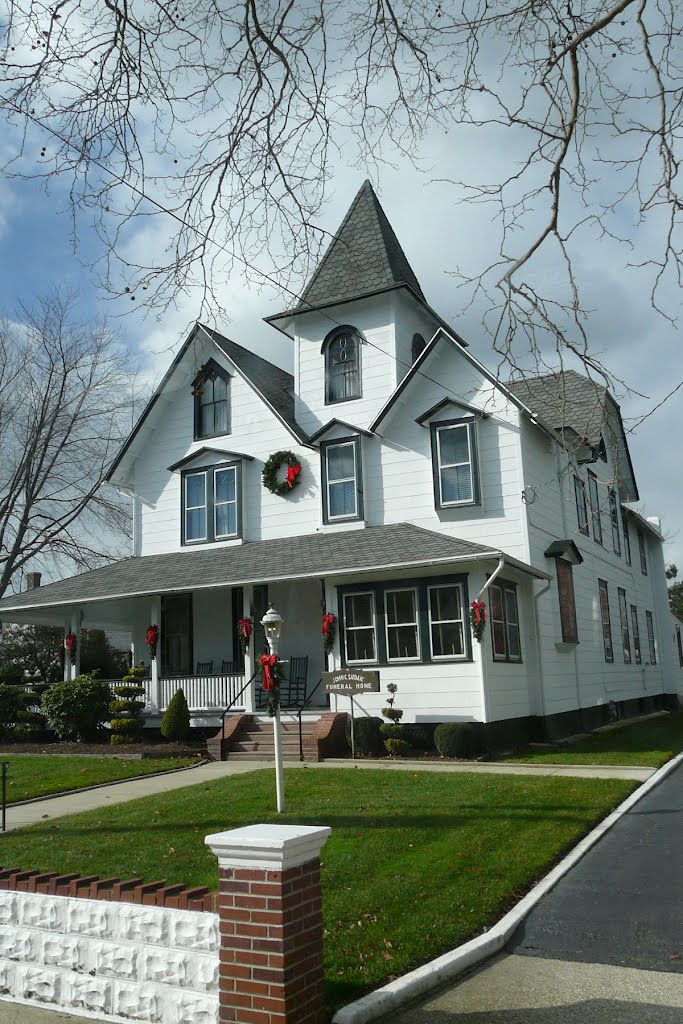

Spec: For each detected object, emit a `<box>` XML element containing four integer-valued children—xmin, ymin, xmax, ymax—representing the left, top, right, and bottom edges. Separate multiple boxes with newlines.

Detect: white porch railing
<box><xmin>158</xmin><ymin>673</ymin><xmax>246</xmax><ymax>711</ymax></box>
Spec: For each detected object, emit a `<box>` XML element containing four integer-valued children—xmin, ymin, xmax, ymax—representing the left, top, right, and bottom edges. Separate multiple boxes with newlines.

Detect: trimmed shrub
<box><xmin>381</xmin><ymin>683</ymin><xmax>410</xmax><ymax>757</ymax></box>
<box><xmin>109</xmin><ymin>663</ymin><xmax>147</xmax><ymax>744</ymax></box>
<box><xmin>402</xmin><ymin>724</ymin><xmax>435</xmax><ymax>750</ymax></box>
<box><xmin>384</xmin><ymin>738</ymin><xmax>411</xmax><ymax>757</ymax></box>
<box><xmin>434</xmin><ymin>722</ymin><xmax>482</xmax><ymax>759</ymax></box>
<box><xmin>346</xmin><ymin>716</ymin><xmax>383</xmax><ymax>756</ymax></box>
<box><xmin>161</xmin><ymin>689</ymin><xmax>191</xmax><ymax>741</ymax></box>
<box><xmin>0</xmin><ymin>685</ymin><xmax>22</xmax><ymax>735</ymax></box>
<box><xmin>41</xmin><ymin>675</ymin><xmax>112</xmax><ymax>741</ymax></box>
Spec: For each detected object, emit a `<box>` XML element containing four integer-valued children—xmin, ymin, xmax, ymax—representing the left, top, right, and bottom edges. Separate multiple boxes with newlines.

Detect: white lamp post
<box><xmin>261</xmin><ymin>605</ymin><xmax>285</xmax><ymax>813</ymax></box>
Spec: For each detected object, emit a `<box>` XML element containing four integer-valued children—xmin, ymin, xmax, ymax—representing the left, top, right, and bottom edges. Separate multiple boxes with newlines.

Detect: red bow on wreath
<box><xmin>146</xmin><ymin>625</ymin><xmax>159</xmax><ymax>647</ymax></box>
<box><xmin>238</xmin><ymin>617</ymin><xmax>253</xmax><ymax>639</ymax></box>
<box><xmin>322</xmin><ymin>613</ymin><xmax>336</xmax><ymax>637</ymax></box>
<box><xmin>471</xmin><ymin>601</ymin><xmax>487</xmax><ymax>625</ymax></box>
<box><xmin>286</xmin><ymin>464</ymin><xmax>301</xmax><ymax>488</ymax></box>
<box><xmin>65</xmin><ymin>632</ymin><xmax>77</xmax><ymax>654</ymax></box>
<box><xmin>259</xmin><ymin>653</ymin><xmax>279</xmax><ymax>691</ymax></box>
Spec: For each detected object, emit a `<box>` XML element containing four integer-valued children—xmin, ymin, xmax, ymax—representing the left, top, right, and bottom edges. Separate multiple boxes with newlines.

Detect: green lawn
<box><xmin>0</xmin><ymin>754</ymin><xmax>201</xmax><ymax>802</ymax></box>
<box><xmin>0</xmin><ymin>767</ymin><xmax>633</xmax><ymax>1009</ymax></box>
<box><xmin>502</xmin><ymin>712</ymin><xmax>683</xmax><ymax>768</ymax></box>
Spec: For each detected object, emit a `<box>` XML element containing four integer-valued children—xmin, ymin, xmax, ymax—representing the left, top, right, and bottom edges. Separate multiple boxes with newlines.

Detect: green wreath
<box><xmin>262</xmin><ymin>450</ymin><xmax>302</xmax><ymax>497</ymax></box>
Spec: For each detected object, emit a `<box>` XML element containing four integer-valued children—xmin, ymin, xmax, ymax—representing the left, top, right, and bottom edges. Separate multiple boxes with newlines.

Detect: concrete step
<box><xmin>227</xmin><ymin>751</ymin><xmax>303</xmax><ymax>762</ymax></box>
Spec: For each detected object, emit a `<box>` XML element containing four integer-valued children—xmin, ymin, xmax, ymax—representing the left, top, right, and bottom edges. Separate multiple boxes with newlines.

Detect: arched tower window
<box><xmin>411</xmin><ymin>333</ymin><xmax>426</xmax><ymax>363</ymax></box>
<box><xmin>322</xmin><ymin>326</ymin><xmax>362</xmax><ymax>404</ymax></box>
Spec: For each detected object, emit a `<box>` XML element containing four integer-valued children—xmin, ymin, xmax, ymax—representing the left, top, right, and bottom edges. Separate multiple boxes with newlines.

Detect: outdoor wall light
<box><xmin>261</xmin><ymin>604</ymin><xmax>284</xmax><ymax>656</ymax></box>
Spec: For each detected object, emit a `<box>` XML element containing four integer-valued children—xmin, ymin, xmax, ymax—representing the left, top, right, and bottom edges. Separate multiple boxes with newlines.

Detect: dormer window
<box><xmin>430</xmin><ymin>417</ymin><xmax>480</xmax><ymax>509</ymax></box>
<box><xmin>321</xmin><ymin>436</ymin><xmax>363</xmax><ymax>523</ymax></box>
<box><xmin>193</xmin><ymin>360</ymin><xmax>231</xmax><ymax>439</ymax></box>
<box><xmin>323</xmin><ymin>326</ymin><xmax>362</xmax><ymax>404</ymax></box>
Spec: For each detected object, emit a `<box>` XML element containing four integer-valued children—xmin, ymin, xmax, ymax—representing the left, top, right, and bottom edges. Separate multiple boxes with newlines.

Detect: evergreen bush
<box><xmin>161</xmin><ymin>688</ymin><xmax>191</xmax><ymax>741</ymax></box>
<box><xmin>345</xmin><ymin>715</ymin><xmax>383</xmax><ymax>756</ymax></box>
<box><xmin>381</xmin><ymin>683</ymin><xmax>410</xmax><ymax>757</ymax></box>
<box><xmin>434</xmin><ymin>722</ymin><xmax>482</xmax><ymax>759</ymax></box>
<box><xmin>109</xmin><ymin>662</ymin><xmax>147</xmax><ymax>744</ymax></box>
<box><xmin>41</xmin><ymin>674</ymin><xmax>112</xmax><ymax>741</ymax></box>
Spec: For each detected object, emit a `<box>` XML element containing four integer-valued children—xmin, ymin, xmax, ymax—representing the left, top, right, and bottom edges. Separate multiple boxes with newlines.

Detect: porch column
<box><xmin>65</xmin><ymin>607</ymin><xmax>81</xmax><ymax>681</ymax></box>
<box><xmin>242</xmin><ymin>584</ymin><xmax>255</xmax><ymax>713</ymax></box>
<box><xmin>150</xmin><ymin>596</ymin><xmax>161</xmax><ymax>710</ymax></box>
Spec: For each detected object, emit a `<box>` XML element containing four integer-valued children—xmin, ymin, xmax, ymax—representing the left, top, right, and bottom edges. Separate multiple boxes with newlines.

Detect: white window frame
<box><xmin>184</xmin><ymin>471</ymin><xmax>208</xmax><ymax>543</ymax></box>
<box><xmin>427</xmin><ymin>584</ymin><xmax>466</xmax><ymax>661</ymax></box>
<box><xmin>214</xmin><ymin>466</ymin><xmax>238</xmax><ymax>540</ymax></box>
<box><xmin>384</xmin><ymin>587</ymin><xmax>421</xmax><ymax>663</ymax></box>
<box><xmin>325</xmin><ymin>440</ymin><xmax>359</xmax><ymax>521</ymax></box>
<box><xmin>435</xmin><ymin>422</ymin><xmax>475</xmax><ymax>507</ymax></box>
<box><xmin>343</xmin><ymin>591</ymin><xmax>377</xmax><ymax>665</ymax></box>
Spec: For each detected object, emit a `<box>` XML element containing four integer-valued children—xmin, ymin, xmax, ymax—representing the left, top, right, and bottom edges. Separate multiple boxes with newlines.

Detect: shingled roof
<box><xmin>0</xmin><ymin>524</ymin><xmax>532</xmax><ymax>618</ymax></box>
<box><xmin>294</xmin><ymin>180</ymin><xmax>425</xmax><ymax>312</ymax></box>
<box><xmin>506</xmin><ymin>370</ymin><xmax>610</xmax><ymax>444</ymax></box>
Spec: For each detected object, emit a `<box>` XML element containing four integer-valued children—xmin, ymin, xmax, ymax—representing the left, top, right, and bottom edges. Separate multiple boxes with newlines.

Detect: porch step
<box><xmin>208</xmin><ymin>712</ymin><xmax>348</xmax><ymax>763</ymax></box>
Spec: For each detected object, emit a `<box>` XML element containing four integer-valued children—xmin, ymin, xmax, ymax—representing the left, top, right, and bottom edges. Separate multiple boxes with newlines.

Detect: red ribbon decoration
<box><xmin>471</xmin><ymin>601</ymin><xmax>487</xmax><ymax>625</ymax></box>
<box><xmin>286</xmin><ymin>464</ymin><xmax>301</xmax><ymax>488</ymax></box>
<box><xmin>65</xmin><ymin>632</ymin><xmax>77</xmax><ymax>654</ymax></box>
<box><xmin>146</xmin><ymin>625</ymin><xmax>159</xmax><ymax>647</ymax></box>
<box><xmin>239</xmin><ymin>617</ymin><xmax>253</xmax><ymax>639</ymax></box>
<box><xmin>259</xmin><ymin>653</ymin><xmax>279</xmax><ymax>691</ymax></box>
<box><xmin>322</xmin><ymin>613</ymin><xmax>336</xmax><ymax>637</ymax></box>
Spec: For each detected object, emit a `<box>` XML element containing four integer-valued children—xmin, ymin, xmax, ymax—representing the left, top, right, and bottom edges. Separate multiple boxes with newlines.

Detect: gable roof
<box><xmin>107</xmin><ymin>324</ymin><xmax>308</xmax><ymax>483</ymax></box>
<box><xmin>0</xmin><ymin>524</ymin><xmax>547</xmax><ymax>617</ymax></box>
<box><xmin>507</xmin><ymin>370</ymin><xmax>638</xmax><ymax>500</ymax></box>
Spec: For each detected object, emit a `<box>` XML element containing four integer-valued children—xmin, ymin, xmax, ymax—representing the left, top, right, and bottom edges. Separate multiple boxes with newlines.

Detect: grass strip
<box><xmin>0</xmin><ymin>754</ymin><xmax>200</xmax><ymax>803</ymax></box>
<box><xmin>501</xmin><ymin>712</ymin><xmax>683</xmax><ymax>767</ymax></box>
<box><xmin>0</xmin><ymin>766</ymin><xmax>633</xmax><ymax>1009</ymax></box>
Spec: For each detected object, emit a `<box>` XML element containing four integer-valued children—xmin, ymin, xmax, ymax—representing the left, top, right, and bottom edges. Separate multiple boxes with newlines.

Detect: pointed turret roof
<box><xmin>295</xmin><ymin>180</ymin><xmax>425</xmax><ymax>311</ymax></box>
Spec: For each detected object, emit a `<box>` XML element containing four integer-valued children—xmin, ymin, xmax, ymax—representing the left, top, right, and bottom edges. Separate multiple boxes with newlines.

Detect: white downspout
<box><xmin>475</xmin><ymin>555</ymin><xmax>505</xmax><ymax>601</ymax></box>
<box><xmin>532</xmin><ymin>579</ymin><xmax>552</xmax><ymax>720</ymax></box>
<box><xmin>475</xmin><ymin>555</ymin><xmax>505</xmax><ymax>726</ymax></box>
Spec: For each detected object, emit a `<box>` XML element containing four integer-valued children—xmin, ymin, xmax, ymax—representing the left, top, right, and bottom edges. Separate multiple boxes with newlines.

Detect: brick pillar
<box><xmin>206</xmin><ymin>824</ymin><xmax>331</xmax><ymax>1024</ymax></box>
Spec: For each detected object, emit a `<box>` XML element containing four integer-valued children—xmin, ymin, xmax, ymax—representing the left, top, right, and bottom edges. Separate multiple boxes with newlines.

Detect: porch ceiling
<box><xmin>0</xmin><ymin>523</ymin><xmax>547</xmax><ymax>619</ymax></box>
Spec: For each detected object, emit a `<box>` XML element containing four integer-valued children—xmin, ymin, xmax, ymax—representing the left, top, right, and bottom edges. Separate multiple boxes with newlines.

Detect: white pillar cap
<box><xmin>205</xmin><ymin>823</ymin><xmax>331</xmax><ymax>871</ymax></box>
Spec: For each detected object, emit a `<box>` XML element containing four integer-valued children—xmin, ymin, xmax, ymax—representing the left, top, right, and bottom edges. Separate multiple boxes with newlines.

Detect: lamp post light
<box><xmin>261</xmin><ymin>604</ymin><xmax>285</xmax><ymax>813</ymax></box>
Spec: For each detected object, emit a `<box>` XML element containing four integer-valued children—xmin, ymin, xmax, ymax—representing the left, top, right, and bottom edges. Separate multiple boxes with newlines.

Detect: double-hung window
<box><xmin>609</xmin><ymin>491</ymin><xmax>621</xmax><ymax>555</ymax></box>
<box><xmin>343</xmin><ymin>592</ymin><xmax>377</xmax><ymax>664</ymax></box>
<box><xmin>645</xmin><ymin>610</ymin><xmax>657</xmax><ymax>664</ymax></box>
<box><xmin>489</xmin><ymin>581</ymin><xmax>521</xmax><ymax>662</ymax></box>
<box><xmin>618</xmin><ymin>588</ymin><xmax>631</xmax><ymax>663</ymax></box>
<box><xmin>384</xmin><ymin>589</ymin><xmax>420</xmax><ymax>662</ymax></box>
<box><xmin>193</xmin><ymin>360</ymin><xmax>231</xmax><ymax>440</ymax></box>
<box><xmin>431</xmin><ymin>418</ymin><xmax>479</xmax><ymax>508</ymax></box>
<box><xmin>428</xmin><ymin>585</ymin><xmax>466</xmax><ymax>659</ymax></box>
<box><xmin>574</xmin><ymin>478</ymin><xmax>589</xmax><ymax>535</ymax></box>
<box><xmin>321</xmin><ymin>437</ymin><xmax>363</xmax><ymax>523</ymax></box>
<box><xmin>182</xmin><ymin>462</ymin><xmax>241</xmax><ymax>544</ymax></box>
<box><xmin>588</xmin><ymin>473</ymin><xmax>602</xmax><ymax>544</ymax></box>
<box><xmin>598</xmin><ymin>580</ymin><xmax>613</xmax><ymax>662</ymax></box>
<box><xmin>638</xmin><ymin>531</ymin><xmax>648</xmax><ymax>574</ymax></box>
<box><xmin>339</xmin><ymin>578</ymin><xmax>469</xmax><ymax>666</ymax></box>
<box><xmin>622</xmin><ymin>514</ymin><xmax>632</xmax><ymax>564</ymax></box>
<box><xmin>631</xmin><ymin>605</ymin><xmax>641</xmax><ymax>665</ymax></box>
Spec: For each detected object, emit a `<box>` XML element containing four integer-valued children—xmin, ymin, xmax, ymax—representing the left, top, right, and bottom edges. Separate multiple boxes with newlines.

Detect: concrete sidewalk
<box><xmin>1</xmin><ymin>756</ymin><xmax>653</xmax><ymax>833</ymax></box>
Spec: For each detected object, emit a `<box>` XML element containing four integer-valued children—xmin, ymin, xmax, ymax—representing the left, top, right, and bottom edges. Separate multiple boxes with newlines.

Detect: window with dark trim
<box><xmin>489</xmin><ymin>581</ymin><xmax>522</xmax><ymax>662</ymax></box>
<box><xmin>609</xmin><ymin>490</ymin><xmax>621</xmax><ymax>556</ymax></box>
<box><xmin>321</xmin><ymin>436</ymin><xmax>363</xmax><ymax>523</ymax></box>
<box><xmin>631</xmin><ymin>605</ymin><xmax>641</xmax><ymax>665</ymax></box>
<box><xmin>323</xmin><ymin>326</ymin><xmax>362</xmax><ymax>404</ymax></box>
<box><xmin>623</xmin><ymin>514</ymin><xmax>632</xmax><ymax>565</ymax></box>
<box><xmin>676</xmin><ymin>625</ymin><xmax>683</xmax><ymax>669</ymax></box>
<box><xmin>557</xmin><ymin>558</ymin><xmax>578</xmax><ymax>643</ymax></box>
<box><xmin>574</xmin><ymin>478</ymin><xmax>589</xmax><ymax>535</ymax></box>
<box><xmin>338</xmin><ymin>577</ymin><xmax>470</xmax><ymax>666</ymax></box>
<box><xmin>598</xmin><ymin>579</ymin><xmax>613</xmax><ymax>662</ymax></box>
<box><xmin>430</xmin><ymin>418</ymin><xmax>480</xmax><ymax>509</ymax></box>
<box><xmin>588</xmin><ymin>473</ymin><xmax>603</xmax><ymax>544</ymax></box>
<box><xmin>182</xmin><ymin>461</ymin><xmax>242</xmax><ymax>545</ymax></box>
<box><xmin>618</xmin><ymin>588</ymin><xmax>631</xmax><ymax>663</ymax></box>
<box><xmin>638</xmin><ymin>530</ymin><xmax>648</xmax><ymax>575</ymax></box>
<box><xmin>411</xmin><ymin>333</ymin><xmax>426</xmax><ymax>363</ymax></box>
<box><xmin>193</xmin><ymin>360</ymin><xmax>231</xmax><ymax>440</ymax></box>
<box><xmin>645</xmin><ymin>610</ymin><xmax>657</xmax><ymax>664</ymax></box>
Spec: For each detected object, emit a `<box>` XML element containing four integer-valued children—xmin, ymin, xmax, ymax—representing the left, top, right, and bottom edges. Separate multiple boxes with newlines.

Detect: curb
<box><xmin>332</xmin><ymin>751</ymin><xmax>683</xmax><ymax>1024</ymax></box>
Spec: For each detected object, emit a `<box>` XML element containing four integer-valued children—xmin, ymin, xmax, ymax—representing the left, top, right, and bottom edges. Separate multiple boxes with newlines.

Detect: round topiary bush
<box><xmin>161</xmin><ymin>688</ymin><xmax>191</xmax><ymax>741</ymax></box>
<box><xmin>109</xmin><ymin>662</ymin><xmax>148</xmax><ymax>744</ymax></box>
<box><xmin>41</xmin><ymin>674</ymin><xmax>112</xmax><ymax>741</ymax></box>
<box><xmin>384</xmin><ymin>738</ymin><xmax>411</xmax><ymax>757</ymax></box>
<box><xmin>434</xmin><ymin>722</ymin><xmax>482</xmax><ymax>759</ymax></box>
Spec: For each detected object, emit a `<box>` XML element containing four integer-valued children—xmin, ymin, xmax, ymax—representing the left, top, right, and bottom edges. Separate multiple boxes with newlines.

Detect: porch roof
<box><xmin>0</xmin><ymin>524</ymin><xmax>548</xmax><ymax>615</ymax></box>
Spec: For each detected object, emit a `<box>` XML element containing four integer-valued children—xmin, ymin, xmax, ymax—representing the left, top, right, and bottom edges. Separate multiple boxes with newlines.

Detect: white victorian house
<box><xmin>0</xmin><ymin>181</ymin><xmax>679</xmax><ymax>757</ymax></box>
